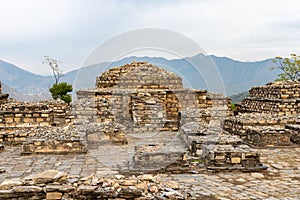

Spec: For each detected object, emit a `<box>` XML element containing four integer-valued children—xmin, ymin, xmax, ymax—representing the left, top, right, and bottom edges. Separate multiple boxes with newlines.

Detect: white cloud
<box><xmin>0</xmin><ymin>0</ymin><xmax>300</xmax><ymax>74</ymax></box>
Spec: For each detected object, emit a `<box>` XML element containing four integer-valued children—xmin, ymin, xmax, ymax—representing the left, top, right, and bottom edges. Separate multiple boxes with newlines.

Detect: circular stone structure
<box><xmin>96</xmin><ymin>61</ymin><xmax>183</xmax><ymax>90</ymax></box>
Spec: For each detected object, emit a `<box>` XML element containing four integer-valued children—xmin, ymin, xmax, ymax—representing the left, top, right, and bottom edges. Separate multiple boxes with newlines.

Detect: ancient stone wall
<box><xmin>244</xmin><ymin>127</ymin><xmax>291</xmax><ymax>146</ymax></box>
<box><xmin>76</xmin><ymin>62</ymin><xmax>235</xmax><ymax>133</ymax></box>
<box><xmin>224</xmin><ymin>113</ymin><xmax>300</xmax><ymax>146</ymax></box>
<box><xmin>241</xmin><ymin>81</ymin><xmax>300</xmax><ymax>115</ymax></box>
<box><xmin>224</xmin><ymin>113</ymin><xmax>300</xmax><ymax>135</ymax></box>
<box><xmin>248</xmin><ymin>81</ymin><xmax>300</xmax><ymax>99</ymax></box>
<box><xmin>0</xmin><ymin>101</ymin><xmax>72</xmax><ymax>133</ymax></box>
<box><xmin>76</xmin><ymin>89</ymin><xmax>211</xmax><ymax>132</ymax></box>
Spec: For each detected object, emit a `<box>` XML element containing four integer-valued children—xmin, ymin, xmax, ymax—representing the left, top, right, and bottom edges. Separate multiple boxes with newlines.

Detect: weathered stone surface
<box><xmin>286</xmin><ymin>124</ymin><xmax>300</xmax><ymax>144</ymax></box>
<box><xmin>46</xmin><ymin>192</ymin><xmax>62</xmax><ymax>200</ymax></box>
<box><xmin>0</xmin><ymin>179</ymin><xmax>22</xmax><ymax>190</ymax></box>
<box><xmin>34</xmin><ymin>170</ymin><xmax>67</xmax><ymax>184</ymax></box>
<box><xmin>241</xmin><ymin>81</ymin><xmax>300</xmax><ymax>115</ymax></box>
<box><xmin>0</xmin><ymin>100</ymin><xmax>72</xmax><ymax>134</ymax></box>
<box><xmin>224</xmin><ymin>113</ymin><xmax>300</xmax><ymax>146</ymax></box>
<box><xmin>0</xmin><ymin>145</ymin><xmax>300</xmax><ymax>199</ymax></box>
<box><xmin>76</xmin><ymin>62</ymin><xmax>232</xmax><ymax>133</ymax></box>
<box><xmin>245</xmin><ymin>127</ymin><xmax>292</xmax><ymax>146</ymax></box>
<box><xmin>13</xmin><ymin>185</ymin><xmax>43</xmax><ymax>193</ymax></box>
<box><xmin>251</xmin><ymin>172</ymin><xmax>265</xmax><ymax>178</ymax></box>
<box><xmin>96</xmin><ymin>62</ymin><xmax>183</xmax><ymax>90</ymax></box>
<box><xmin>77</xmin><ymin>185</ymin><xmax>97</xmax><ymax>192</ymax></box>
<box><xmin>190</xmin><ymin>128</ymin><xmax>267</xmax><ymax>171</ymax></box>
<box><xmin>165</xmin><ymin>181</ymin><xmax>180</xmax><ymax>190</ymax></box>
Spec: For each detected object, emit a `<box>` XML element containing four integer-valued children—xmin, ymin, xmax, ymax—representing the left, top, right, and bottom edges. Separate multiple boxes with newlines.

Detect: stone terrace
<box><xmin>225</xmin><ymin>81</ymin><xmax>300</xmax><ymax>147</ymax></box>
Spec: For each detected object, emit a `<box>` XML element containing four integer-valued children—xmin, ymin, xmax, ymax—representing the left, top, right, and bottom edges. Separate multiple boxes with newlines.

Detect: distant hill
<box><xmin>0</xmin><ymin>54</ymin><xmax>281</xmax><ymax>101</ymax></box>
<box><xmin>1</xmin><ymin>82</ymin><xmax>51</xmax><ymax>102</ymax></box>
<box><xmin>0</xmin><ymin>59</ymin><xmax>52</xmax><ymax>95</ymax></box>
<box><xmin>229</xmin><ymin>91</ymin><xmax>249</xmax><ymax>104</ymax></box>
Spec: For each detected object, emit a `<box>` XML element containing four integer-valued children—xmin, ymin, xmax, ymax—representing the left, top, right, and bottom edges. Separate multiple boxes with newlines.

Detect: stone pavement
<box><xmin>0</xmin><ymin>144</ymin><xmax>300</xmax><ymax>199</ymax></box>
<box><xmin>163</xmin><ymin>147</ymin><xmax>300</xmax><ymax>199</ymax></box>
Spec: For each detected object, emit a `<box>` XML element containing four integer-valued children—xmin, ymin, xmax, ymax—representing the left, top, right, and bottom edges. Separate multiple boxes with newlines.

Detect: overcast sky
<box><xmin>1</xmin><ymin>0</ymin><xmax>300</xmax><ymax>75</ymax></box>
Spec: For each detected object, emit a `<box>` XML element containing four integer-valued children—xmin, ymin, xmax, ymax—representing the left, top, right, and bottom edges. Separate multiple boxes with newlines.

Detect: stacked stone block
<box><xmin>224</xmin><ymin>113</ymin><xmax>300</xmax><ymax>135</ymax></box>
<box><xmin>245</xmin><ymin>127</ymin><xmax>291</xmax><ymax>146</ymax></box>
<box><xmin>241</xmin><ymin>81</ymin><xmax>300</xmax><ymax>115</ymax></box>
<box><xmin>0</xmin><ymin>124</ymin><xmax>86</xmax><ymax>154</ymax></box>
<box><xmin>224</xmin><ymin>113</ymin><xmax>300</xmax><ymax>146</ymax></box>
<box><xmin>0</xmin><ymin>101</ymin><xmax>72</xmax><ymax>133</ymax></box>
<box><xmin>96</xmin><ymin>62</ymin><xmax>183</xmax><ymax>90</ymax></box>
<box><xmin>77</xmin><ymin>62</ymin><xmax>224</xmax><ymax>133</ymax></box>
<box><xmin>226</xmin><ymin>81</ymin><xmax>300</xmax><ymax>146</ymax></box>
<box><xmin>131</xmin><ymin>91</ymin><xmax>167</xmax><ymax>132</ymax></box>
<box><xmin>203</xmin><ymin>143</ymin><xmax>264</xmax><ymax>171</ymax></box>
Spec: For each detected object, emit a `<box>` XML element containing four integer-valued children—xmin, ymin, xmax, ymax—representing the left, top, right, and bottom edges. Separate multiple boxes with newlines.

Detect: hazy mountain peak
<box><xmin>0</xmin><ymin>54</ymin><xmax>281</xmax><ymax>100</ymax></box>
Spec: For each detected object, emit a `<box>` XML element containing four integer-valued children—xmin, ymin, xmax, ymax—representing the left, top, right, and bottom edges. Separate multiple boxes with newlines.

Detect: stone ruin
<box><xmin>0</xmin><ymin>81</ymin><xmax>9</xmax><ymax>104</ymax></box>
<box><xmin>0</xmin><ymin>62</ymin><xmax>299</xmax><ymax>199</ymax></box>
<box><xmin>0</xmin><ymin>62</ymin><xmax>269</xmax><ymax>172</ymax></box>
<box><xmin>0</xmin><ymin>98</ymin><xmax>80</xmax><ymax>154</ymax></box>
<box><xmin>225</xmin><ymin>81</ymin><xmax>300</xmax><ymax>147</ymax></box>
<box><xmin>74</xmin><ymin>62</ymin><xmax>266</xmax><ymax>172</ymax></box>
<box><xmin>76</xmin><ymin>61</ymin><xmax>209</xmax><ymax>132</ymax></box>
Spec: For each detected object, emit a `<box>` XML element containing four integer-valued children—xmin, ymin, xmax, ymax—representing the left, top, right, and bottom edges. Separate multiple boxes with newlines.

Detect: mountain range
<box><xmin>0</xmin><ymin>54</ymin><xmax>280</xmax><ymax>101</ymax></box>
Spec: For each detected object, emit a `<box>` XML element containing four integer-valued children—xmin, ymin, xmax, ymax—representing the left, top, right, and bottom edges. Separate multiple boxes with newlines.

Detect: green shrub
<box><xmin>49</xmin><ymin>82</ymin><xmax>72</xmax><ymax>103</ymax></box>
<box><xmin>231</xmin><ymin>103</ymin><xmax>236</xmax><ymax>111</ymax></box>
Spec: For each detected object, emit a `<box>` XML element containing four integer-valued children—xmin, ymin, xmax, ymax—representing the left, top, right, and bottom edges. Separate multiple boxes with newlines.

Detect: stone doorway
<box><xmin>129</xmin><ymin>89</ymin><xmax>180</xmax><ymax>132</ymax></box>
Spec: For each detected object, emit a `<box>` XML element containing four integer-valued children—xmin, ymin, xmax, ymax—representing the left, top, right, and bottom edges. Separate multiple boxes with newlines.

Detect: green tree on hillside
<box><xmin>43</xmin><ymin>56</ymin><xmax>72</xmax><ymax>103</ymax></box>
<box><xmin>271</xmin><ymin>53</ymin><xmax>300</xmax><ymax>81</ymax></box>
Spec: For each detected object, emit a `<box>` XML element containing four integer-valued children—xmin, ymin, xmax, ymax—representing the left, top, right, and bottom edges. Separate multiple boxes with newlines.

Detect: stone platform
<box><xmin>245</xmin><ymin>127</ymin><xmax>291</xmax><ymax>147</ymax></box>
<box><xmin>224</xmin><ymin>113</ymin><xmax>300</xmax><ymax>146</ymax></box>
<box><xmin>0</xmin><ymin>145</ymin><xmax>299</xmax><ymax>199</ymax></box>
<box><xmin>202</xmin><ymin>134</ymin><xmax>266</xmax><ymax>171</ymax></box>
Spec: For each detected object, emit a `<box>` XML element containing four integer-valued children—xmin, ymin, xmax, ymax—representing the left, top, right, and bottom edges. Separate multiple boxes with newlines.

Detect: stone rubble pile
<box><xmin>0</xmin><ymin>170</ymin><xmax>197</xmax><ymax>200</ymax></box>
<box><xmin>0</xmin><ymin>125</ymin><xmax>87</xmax><ymax>154</ymax></box>
<box><xmin>85</xmin><ymin>121</ymin><xmax>128</xmax><ymax>146</ymax></box>
<box><xmin>0</xmin><ymin>125</ymin><xmax>80</xmax><ymax>145</ymax></box>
